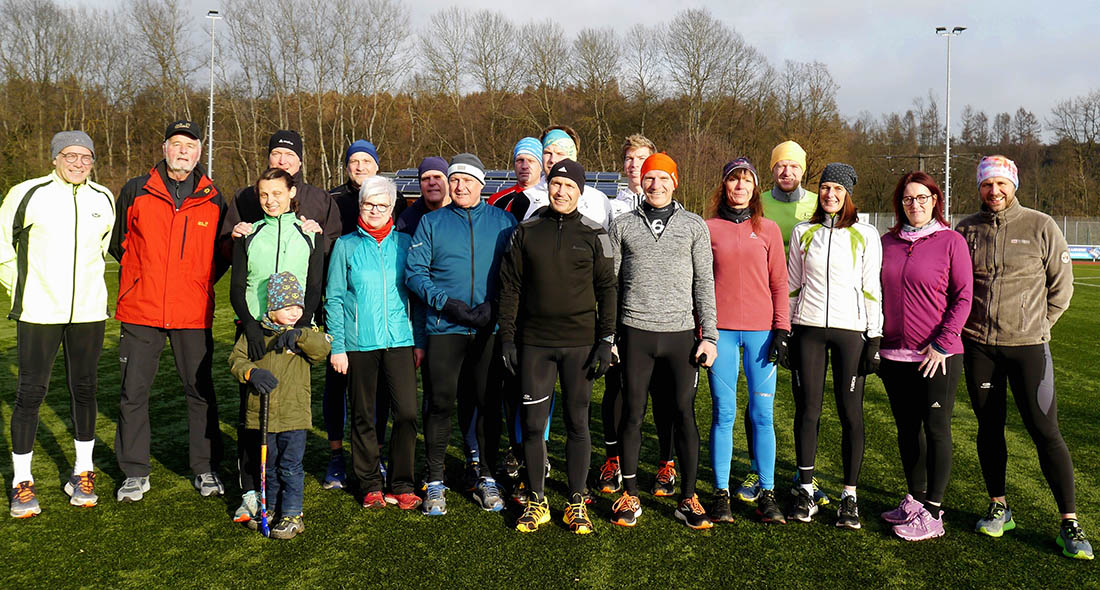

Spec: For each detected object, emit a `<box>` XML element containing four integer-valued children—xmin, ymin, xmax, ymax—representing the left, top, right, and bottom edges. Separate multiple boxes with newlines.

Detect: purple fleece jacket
<box><xmin>880</xmin><ymin>224</ymin><xmax>973</xmax><ymax>356</ymax></box>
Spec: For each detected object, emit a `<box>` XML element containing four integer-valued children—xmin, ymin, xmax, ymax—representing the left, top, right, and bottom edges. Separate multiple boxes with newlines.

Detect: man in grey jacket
<box><xmin>607</xmin><ymin>152</ymin><xmax>717</xmax><ymax>530</ymax></box>
<box><xmin>955</xmin><ymin>155</ymin><xmax>1092</xmax><ymax>560</ymax></box>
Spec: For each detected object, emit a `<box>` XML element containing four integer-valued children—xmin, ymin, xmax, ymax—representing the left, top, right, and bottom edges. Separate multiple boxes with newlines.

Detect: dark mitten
<box><xmin>501</xmin><ymin>341</ymin><xmax>519</xmax><ymax>376</ymax></box>
<box><xmin>769</xmin><ymin>329</ymin><xmax>791</xmax><ymax>369</ymax></box>
<box><xmin>859</xmin><ymin>337</ymin><xmax>881</xmax><ymax>376</ymax></box>
<box><xmin>469</xmin><ymin>302</ymin><xmax>494</xmax><ymax>329</ymax></box>
<box><xmin>584</xmin><ymin>341</ymin><xmax>613</xmax><ymax>379</ymax></box>
<box><xmin>244</xmin><ymin>321</ymin><xmax>267</xmax><ymax>361</ymax></box>
<box><xmin>248</xmin><ymin>368</ymin><xmax>279</xmax><ymax>394</ymax></box>
<box><xmin>272</xmin><ymin>329</ymin><xmax>302</xmax><ymax>354</ymax></box>
<box><xmin>441</xmin><ymin>298</ymin><xmax>475</xmax><ymax>326</ymax></box>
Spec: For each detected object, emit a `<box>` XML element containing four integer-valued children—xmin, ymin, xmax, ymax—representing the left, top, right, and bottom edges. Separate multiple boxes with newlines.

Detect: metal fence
<box><xmin>861</xmin><ymin>213</ymin><xmax>1100</xmax><ymax>245</ymax></box>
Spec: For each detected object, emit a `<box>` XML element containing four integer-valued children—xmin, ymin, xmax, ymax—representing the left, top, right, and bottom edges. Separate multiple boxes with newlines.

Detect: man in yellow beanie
<box><xmin>762</xmin><ymin>140</ymin><xmax>817</xmax><ymax>249</ymax></box>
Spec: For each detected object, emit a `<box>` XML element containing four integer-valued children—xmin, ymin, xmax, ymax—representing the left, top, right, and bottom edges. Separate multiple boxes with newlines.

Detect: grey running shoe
<box><xmin>474</xmin><ymin>477</ymin><xmax>504</xmax><ymax>512</ymax></box>
<box><xmin>64</xmin><ymin>471</ymin><xmax>98</xmax><ymax>507</ymax></box>
<box><xmin>116</xmin><ymin>476</ymin><xmax>151</xmax><ymax>503</ymax></box>
<box><xmin>835</xmin><ymin>495</ymin><xmax>861</xmax><ymax>530</ymax></box>
<box><xmin>270</xmin><ymin>514</ymin><xmax>305</xmax><ymax>540</ymax></box>
<box><xmin>422</xmin><ymin>481</ymin><xmax>447</xmax><ymax>516</ymax></box>
<box><xmin>975</xmin><ymin>501</ymin><xmax>1015</xmax><ymax>537</ymax></box>
<box><xmin>193</xmin><ymin>472</ymin><xmax>225</xmax><ymax>497</ymax></box>
<box><xmin>1057</xmin><ymin>518</ymin><xmax>1094</xmax><ymax>560</ymax></box>
<box><xmin>735</xmin><ymin>472</ymin><xmax>762</xmax><ymax>503</ymax></box>
<box><xmin>787</xmin><ymin>487</ymin><xmax>818</xmax><ymax>523</ymax></box>
<box><xmin>10</xmin><ymin>481</ymin><xmax>41</xmax><ymax>518</ymax></box>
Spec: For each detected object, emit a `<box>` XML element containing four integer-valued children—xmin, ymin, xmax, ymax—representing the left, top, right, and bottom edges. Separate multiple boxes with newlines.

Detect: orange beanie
<box><xmin>640</xmin><ymin>152</ymin><xmax>678</xmax><ymax>188</ymax></box>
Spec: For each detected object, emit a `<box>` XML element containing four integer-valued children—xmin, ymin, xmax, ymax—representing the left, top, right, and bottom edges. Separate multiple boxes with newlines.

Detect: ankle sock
<box><xmin>73</xmin><ymin>439</ymin><xmax>95</xmax><ymax>474</ymax></box>
<box><xmin>12</xmin><ymin>452</ymin><xmax>32</xmax><ymax>487</ymax></box>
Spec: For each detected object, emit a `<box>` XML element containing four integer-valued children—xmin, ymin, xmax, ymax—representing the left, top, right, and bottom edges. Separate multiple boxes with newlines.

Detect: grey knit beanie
<box><xmin>819</xmin><ymin>162</ymin><xmax>857</xmax><ymax>194</ymax></box>
<box><xmin>448</xmin><ymin>153</ymin><xmax>486</xmax><ymax>185</ymax></box>
<box><xmin>51</xmin><ymin>131</ymin><xmax>95</xmax><ymax>159</ymax></box>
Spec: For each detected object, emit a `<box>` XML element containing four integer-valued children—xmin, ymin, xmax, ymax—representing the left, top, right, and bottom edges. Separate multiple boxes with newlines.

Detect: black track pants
<box><xmin>791</xmin><ymin>325</ymin><xmax>866</xmax><ymax>487</ymax></box>
<box><xmin>423</xmin><ymin>332</ymin><xmax>499</xmax><ymax>482</ymax></box>
<box><xmin>347</xmin><ymin>348</ymin><xmax>418</xmax><ymax>494</ymax></box>
<box><xmin>963</xmin><ymin>339</ymin><xmax>1076</xmax><ymax>513</ymax></box>
<box><xmin>879</xmin><ymin>356</ymin><xmax>961</xmax><ymax>504</ymax></box>
<box><xmin>618</xmin><ymin>326</ymin><xmax>701</xmax><ymax>499</ymax></box>
<box><xmin>115</xmin><ymin>323</ymin><xmax>223</xmax><ymax>477</ymax></box>
<box><xmin>520</xmin><ymin>344</ymin><xmax>593</xmax><ymax>498</ymax></box>
<box><xmin>602</xmin><ymin>364</ymin><xmax>675</xmax><ymax>462</ymax></box>
<box><xmin>10</xmin><ymin>321</ymin><xmax>104</xmax><ymax>454</ymax></box>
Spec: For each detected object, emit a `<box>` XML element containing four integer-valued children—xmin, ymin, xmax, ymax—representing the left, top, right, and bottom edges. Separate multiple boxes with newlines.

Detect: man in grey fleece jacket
<box><xmin>606</xmin><ymin>152</ymin><xmax>718</xmax><ymax>530</ymax></box>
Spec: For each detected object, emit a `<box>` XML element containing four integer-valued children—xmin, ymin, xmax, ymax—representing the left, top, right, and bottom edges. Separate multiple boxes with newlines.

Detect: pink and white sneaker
<box><xmin>881</xmin><ymin>494</ymin><xmax>922</xmax><ymax>525</ymax></box>
<box><xmin>893</xmin><ymin>507</ymin><xmax>946</xmax><ymax>541</ymax></box>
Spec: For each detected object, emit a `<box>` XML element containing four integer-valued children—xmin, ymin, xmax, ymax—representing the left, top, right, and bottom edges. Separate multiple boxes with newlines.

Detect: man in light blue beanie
<box><xmin>489</xmin><ymin>137</ymin><xmax>544</xmax><ymax>219</ymax></box>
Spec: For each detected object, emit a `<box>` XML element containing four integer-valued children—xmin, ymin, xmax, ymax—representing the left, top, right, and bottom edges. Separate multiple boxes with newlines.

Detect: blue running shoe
<box><xmin>475</xmin><ymin>477</ymin><xmax>504</xmax><ymax>512</ymax></box>
<box><xmin>422</xmin><ymin>481</ymin><xmax>447</xmax><ymax>516</ymax></box>
<box><xmin>323</xmin><ymin>453</ymin><xmax>346</xmax><ymax>490</ymax></box>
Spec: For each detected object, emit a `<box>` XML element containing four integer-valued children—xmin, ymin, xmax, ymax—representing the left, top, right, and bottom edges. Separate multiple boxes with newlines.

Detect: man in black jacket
<box><xmin>498</xmin><ymin>159</ymin><xmax>617</xmax><ymax>535</ymax></box>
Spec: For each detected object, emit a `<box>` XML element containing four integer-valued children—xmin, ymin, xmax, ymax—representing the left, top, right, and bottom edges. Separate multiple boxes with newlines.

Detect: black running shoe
<box><xmin>756</xmin><ymin>489</ymin><xmax>786</xmax><ymax>524</ymax></box>
<box><xmin>708</xmin><ymin>489</ymin><xmax>735</xmax><ymax>523</ymax></box>
<box><xmin>787</xmin><ymin>487</ymin><xmax>818</xmax><ymax>523</ymax></box>
<box><xmin>835</xmin><ymin>495</ymin><xmax>861</xmax><ymax>530</ymax></box>
<box><xmin>502</xmin><ymin>449</ymin><xmax>521</xmax><ymax>481</ymax></box>
<box><xmin>674</xmin><ymin>494</ymin><xmax>714</xmax><ymax>530</ymax></box>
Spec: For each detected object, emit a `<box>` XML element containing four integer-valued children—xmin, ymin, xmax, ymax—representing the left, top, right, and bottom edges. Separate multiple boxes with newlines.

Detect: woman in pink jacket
<box><xmin>878</xmin><ymin>171</ymin><xmax>972</xmax><ymax>541</ymax></box>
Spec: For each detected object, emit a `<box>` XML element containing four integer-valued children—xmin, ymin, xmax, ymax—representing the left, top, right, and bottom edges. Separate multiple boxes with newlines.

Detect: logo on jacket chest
<box><xmin>1009</xmin><ymin>238</ymin><xmax>1030</xmax><ymax>245</ymax></box>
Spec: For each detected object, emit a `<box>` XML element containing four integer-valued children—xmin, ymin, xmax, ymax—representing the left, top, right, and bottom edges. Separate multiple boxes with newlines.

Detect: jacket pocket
<box><xmin>118</xmin><ymin>276</ymin><xmax>140</xmax><ymax>303</ymax></box>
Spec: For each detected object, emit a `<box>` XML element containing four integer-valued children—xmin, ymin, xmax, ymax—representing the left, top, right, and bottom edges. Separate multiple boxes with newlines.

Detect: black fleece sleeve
<box><xmin>593</xmin><ymin>228</ymin><xmax>618</xmax><ymax>340</ymax></box>
<box><xmin>300</xmin><ymin>233</ymin><xmax>324</xmax><ymax>327</ymax></box>
<box><xmin>496</xmin><ymin>224</ymin><xmax>525</xmax><ymax>343</ymax></box>
<box><xmin>230</xmin><ymin>236</ymin><xmax>256</xmax><ymax>327</ymax></box>
<box><xmin>109</xmin><ymin>177</ymin><xmax>141</xmax><ymax>262</ymax></box>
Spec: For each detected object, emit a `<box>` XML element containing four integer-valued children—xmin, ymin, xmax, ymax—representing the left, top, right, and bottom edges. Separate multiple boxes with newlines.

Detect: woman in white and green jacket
<box><xmin>0</xmin><ymin>131</ymin><xmax>115</xmax><ymax>517</ymax></box>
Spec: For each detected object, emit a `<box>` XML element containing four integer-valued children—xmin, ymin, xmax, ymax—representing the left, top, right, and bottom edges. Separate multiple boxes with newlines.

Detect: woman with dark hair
<box><xmin>879</xmin><ymin>171</ymin><xmax>972</xmax><ymax>541</ymax></box>
<box><xmin>785</xmin><ymin>162</ymin><xmax>882</xmax><ymax>529</ymax></box>
<box><xmin>229</xmin><ymin>167</ymin><xmax>323</xmax><ymax>525</ymax></box>
<box><xmin>703</xmin><ymin>158</ymin><xmax>790</xmax><ymax>524</ymax></box>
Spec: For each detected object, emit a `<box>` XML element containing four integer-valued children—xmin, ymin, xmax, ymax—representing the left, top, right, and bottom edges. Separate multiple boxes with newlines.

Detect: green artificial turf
<box><xmin>2</xmin><ymin>264</ymin><xmax>1099</xmax><ymax>589</ymax></box>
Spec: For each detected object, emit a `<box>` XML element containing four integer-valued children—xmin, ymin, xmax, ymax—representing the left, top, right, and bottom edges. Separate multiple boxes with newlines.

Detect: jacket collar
<box><xmin>145</xmin><ymin>160</ymin><xmax>216</xmax><ymax>205</ymax></box>
<box><xmin>980</xmin><ymin>197</ymin><xmax>1022</xmax><ymax>223</ymax></box>
<box><xmin>539</xmin><ymin>205</ymin><xmax>580</xmax><ymax>221</ymax></box>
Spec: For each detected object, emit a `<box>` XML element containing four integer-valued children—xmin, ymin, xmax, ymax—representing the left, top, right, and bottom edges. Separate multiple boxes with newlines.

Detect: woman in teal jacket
<box><xmin>326</xmin><ymin>175</ymin><xmax>423</xmax><ymax>510</ymax></box>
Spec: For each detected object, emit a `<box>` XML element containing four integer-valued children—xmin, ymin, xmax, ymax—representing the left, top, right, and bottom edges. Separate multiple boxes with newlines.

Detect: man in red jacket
<box><xmin>109</xmin><ymin>120</ymin><xmax>230</xmax><ymax>503</ymax></box>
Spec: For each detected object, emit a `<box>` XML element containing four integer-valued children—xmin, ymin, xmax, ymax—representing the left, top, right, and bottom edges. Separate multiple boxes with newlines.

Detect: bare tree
<box><xmin>418</xmin><ymin>7</ymin><xmax>471</xmax><ymax>146</ymax></box>
<box><xmin>573</xmin><ymin>27</ymin><xmax>620</xmax><ymax>170</ymax></box>
<box><xmin>620</xmin><ymin>24</ymin><xmax>664</xmax><ymax>134</ymax></box>
<box><xmin>129</xmin><ymin>0</ymin><xmax>198</xmax><ymax>119</ymax></box>
<box><xmin>992</xmin><ymin>112</ymin><xmax>1012</xmax><ymax>146</ymax></box>
<box><xmin>520</xmin><ymin>19</ymin><xmax>571</xmax><ymax>127</ymax></box>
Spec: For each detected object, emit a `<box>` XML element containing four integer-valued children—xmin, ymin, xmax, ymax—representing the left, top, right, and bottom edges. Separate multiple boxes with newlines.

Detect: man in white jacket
<box><xmin>0</xmin><ymin>131</ymin><xmax>116</xmax><ymax>517</ymax></box>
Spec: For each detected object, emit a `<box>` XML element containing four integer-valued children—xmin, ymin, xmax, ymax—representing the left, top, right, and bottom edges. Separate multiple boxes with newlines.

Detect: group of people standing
<box><xmin>0</xmin><ymin>122</ymin><xmax>1091</xmax><ymax>559</ymax></box>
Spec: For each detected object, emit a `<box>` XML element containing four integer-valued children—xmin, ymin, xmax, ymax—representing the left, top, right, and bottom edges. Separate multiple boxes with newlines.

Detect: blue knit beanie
<box><xmin>345</xmin><ymin>140</ymin><xmax>379</xmax><ymax>167</ymax></box>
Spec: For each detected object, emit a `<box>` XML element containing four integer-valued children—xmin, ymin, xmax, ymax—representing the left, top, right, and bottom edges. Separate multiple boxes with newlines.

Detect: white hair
<box><xmin>359</xmin><ymin>175</ymin><xmax>397</xmax><ymax>207</ymax></box>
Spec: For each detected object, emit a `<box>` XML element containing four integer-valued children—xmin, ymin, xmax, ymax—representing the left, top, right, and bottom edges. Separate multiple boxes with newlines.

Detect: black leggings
<box><xmin>618</xmin><ymin>326</ymin><xmax>700</xmax><ymax>499</ymax></box>
<box><xmin>879</xmin><ymin>356</ymin><xmax>962</xmax><ymax>504</ymax></box>
<box><xmin>10</xmin><ymin>321</ymin><xmax>104</xmax><ymax>454</ymax></box>
<box><xmin>964</xmin><ymin>339</ymin><xmax>1076</xmax><ymax>513</ymax></box>
<box><xmin>520</xmin><ymin>344</ymin><xmax>593</xmax><ymax>497</ymax></box>
<box><xmin>423</xmin><ymin>332</ymin><xmax>499</xmax><ymax>482</ymax></box>
<box><xmin>347</xmin><ymin>348</ymin><xmax>418</xmax><ymax>494</ymax></box>
<box><xmin>602</xmin><ymin>364</ymin><xmax>675</xmax><ymax>462</ymax></box>
<box><xmin>791</xmin><ymin>325</ymin><xmax>866</xmax><ymax>487</ymax></box>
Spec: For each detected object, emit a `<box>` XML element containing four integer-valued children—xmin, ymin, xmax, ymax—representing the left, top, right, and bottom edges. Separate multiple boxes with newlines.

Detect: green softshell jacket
<box><xmin>229</xmin><ymin>326</ymin><xmax>331</xmax><ymax>433</ymax></box>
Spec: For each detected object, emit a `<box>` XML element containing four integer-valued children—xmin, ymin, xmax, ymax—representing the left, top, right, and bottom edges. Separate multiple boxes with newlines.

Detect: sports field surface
<box><xmin>3</xmin><ymin>263</ymin><xmax>1099</xmax><ymax>588</ymax></box>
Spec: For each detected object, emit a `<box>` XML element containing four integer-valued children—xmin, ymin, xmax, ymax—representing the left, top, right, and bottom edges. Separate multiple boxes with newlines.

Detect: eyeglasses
<box><xmin>360</xmin><ymin>203</ymin><xmax>390</xmax><ymax>212</ymax></box>
<box><xmin>901</xmin><ymin>194</ymin><xmax>934</xmax><ymax>205</ymax></box>
<box><xmin>59</xmin><ymin>152</ymin><xmax>94</xmax><ymax>165</ymax></box>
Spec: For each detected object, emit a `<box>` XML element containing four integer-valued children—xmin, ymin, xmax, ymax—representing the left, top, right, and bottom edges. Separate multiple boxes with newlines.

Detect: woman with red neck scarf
<box><xmin>325</xmin><ymin>175</ymin><xmax>424</xmax><ymax>511</ymax></box>
<box><xmin>878</xmin><ymin>171</ymin><xmax>972</xmax><ymax>541</ymax></box>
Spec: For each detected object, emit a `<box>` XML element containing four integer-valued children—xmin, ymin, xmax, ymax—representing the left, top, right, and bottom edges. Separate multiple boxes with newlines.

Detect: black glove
<box><xmin>441</xmin><ymin>299</ymin><xmax>476</xmax><ymax>326</ymax></box>
<box><xmin>859</xmin><ymin>337</ymin><xmax>881</xmax><ymax>376</ymax></box>
<box><xmin>769</xmin><ymin>329</ymin><xmax>791</xmax><ymax>369</ymax></box>
<box><xmin>501</xmin><ymin>341</ymin><xmax>519</xmax><ymax>376</ymax></box>
<box><xmin>244</xmin><ymin>321</ymin><xmax>267</xmax><ymax>361</ymax></box>
<box><xmin>469</xmin><ymin>302</ymin><xmax>494</xmax><ymax>329</ymax></box>
<box><xmin>273</xmin><ymin>329</ymin><xmax>302</xmax><ymax>354</ymax></box>
<box><xmin>248</xmin><ymin>368</ymin><xmax>279</xmax><ymax>394</ymax></box>
<box><xmin>584</xmin><ymin>341</ymin><xmax>613</xmax><ymax>379</ymax></box>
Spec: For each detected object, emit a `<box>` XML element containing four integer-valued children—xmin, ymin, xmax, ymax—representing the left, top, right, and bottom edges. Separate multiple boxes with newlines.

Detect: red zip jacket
<box><xmin>110</xmin><ymin>161</ymin><xmax>229</xmax><ymax>329</ymax></box>
<box><xmin>706</xmin><ymin>216</ymin><xmax>790</xmax><ymax>332</ymax></box>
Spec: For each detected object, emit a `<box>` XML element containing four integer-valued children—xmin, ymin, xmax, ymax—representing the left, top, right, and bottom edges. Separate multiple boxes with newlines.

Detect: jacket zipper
<box><xmin>179</xmin><ymin>216</ymin><xmax>189</xmax><ymax>259</ymax></box>
<box><xmin>556</xmin><ymin>216</ymin><xmax>563</xmax><ymax>253</ymax></box>
<box><xmin>275</xmin><ymin>215</ymin><xmax>282</xmax><ymax>271</ymax></box>
<box><xmin>70</xmin><ymin>184</ymin><xmax>79</xmax><ymax>323</ymax></box>
<box><xmin>824</xmin><ymin>222</ymin><xmax>833</xmax><ymax>328</ymax></box>
<box><xmin>466</xmin><ymin>207</ymin><xmax>476</xmax><ymax>335</ymax></box>
<box><xmin>378</xmin><ymin>237</ymin><xmax>389</xmax><ymax>347</ymax></box>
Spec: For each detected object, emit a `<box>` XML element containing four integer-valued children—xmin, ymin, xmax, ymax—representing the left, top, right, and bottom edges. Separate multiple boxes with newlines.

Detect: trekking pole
<box><xmin>259</xmin><ymin>388</ymin><xmax>270</xmax><ymax>537</ymax></box>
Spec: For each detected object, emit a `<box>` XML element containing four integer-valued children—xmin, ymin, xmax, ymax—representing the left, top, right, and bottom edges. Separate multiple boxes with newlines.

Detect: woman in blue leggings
<box><xmin>704</xmin><ymin>158</ymin><xmax>791</xmax><ymax>523</ymax></box>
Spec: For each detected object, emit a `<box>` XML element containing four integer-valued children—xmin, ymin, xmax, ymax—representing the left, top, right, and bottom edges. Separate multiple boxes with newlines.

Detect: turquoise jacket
<box><xmin>325</xmin><ymin>227</ymin><xmax>423</xmax><ymax>354</ymax></box>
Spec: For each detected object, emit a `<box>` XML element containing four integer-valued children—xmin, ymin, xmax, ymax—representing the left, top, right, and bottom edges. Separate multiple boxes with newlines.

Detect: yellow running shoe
<box><xmin>515</xmin><ymin>496</ymin><xmax>550</xmax><ymax>533</ymax></box>
<box><xmin>563</xmin><ymin>494</ymin><xmax>594</xmax><ymax>535</ymax></box>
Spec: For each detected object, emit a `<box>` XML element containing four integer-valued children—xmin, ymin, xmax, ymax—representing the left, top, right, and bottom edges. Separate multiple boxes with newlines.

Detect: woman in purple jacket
<box><xmin>878</xmin><ymin>171</ymin><xmax>972</xmax><ymax>541</ymax></box>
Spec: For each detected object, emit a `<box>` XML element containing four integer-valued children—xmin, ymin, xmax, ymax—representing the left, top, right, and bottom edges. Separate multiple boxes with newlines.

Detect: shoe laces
<box><xmin>840</xmin><ymin>495</ymin><xmax>859</xmax><ymax>516</ymax></box>
<box><xmin>566</xmin><ymin>501</ymin><xmax>590</xmax><ymax>524</ymax></box>
<box><xmin>1063</xmin><ymin>520</ymin><xmax>1088</xmax><ymax>541</ymax></box>
<box><xmin>656</xmin><ymin>461</ymin><xmax>676</xmax><ymax>484</ymax></box>
<box><xmin>521</xmin><ymin>498</ymin><xmax>548</xmax><ymax>521</ymax></box>
<box><xmin>13</xmin><ymin>481</ymin><xmax>35</xmax><ymax>503</ymax></box>
<box><xmin>984</xmin><ymin>502</ymin><xmax>1006</xmax><ymax>521</ymax></box>
<box><xmin>76</xmin><ymin>472</ymin><xmax>95</xmax><ymax>494</ymax></box>
<box><xmin>612</xmin><ymin>493</ymin><xmax>639</xmax><ymax>513</ymax></box>
<box><xmin>810</xmin><ymin>477</ymin><xmax>823</xmax><ymax>492</ymax></box>
<box><xmin>681</xmin><ymin>494</ymin><xmax>706</xmax><ymax>515</ymax></box>
<box><xmin>480</xmin><ymin>479</ymin><xmax>500</xmax><ymax>497</ymax></box>
<box><xmin>600</xmin><ymin>457</ymin><xmax>620</xmax><ymax>479</ymax></box>
<box><xmin>741</xmin><ymin>472</ymin><xmax>760</xmax><ymax>488</ymax></box>
<box><xmin>426</xmin><ymin>483</ymin><xmax>446</xmax><ymax>501</ymax></box>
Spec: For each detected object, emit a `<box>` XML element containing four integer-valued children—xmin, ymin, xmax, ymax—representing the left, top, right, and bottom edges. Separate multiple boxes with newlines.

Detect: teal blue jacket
<box><xmin>325</xmin><ymin>227</ymin><xmax>423</xmax><ymax>354</ymax></box>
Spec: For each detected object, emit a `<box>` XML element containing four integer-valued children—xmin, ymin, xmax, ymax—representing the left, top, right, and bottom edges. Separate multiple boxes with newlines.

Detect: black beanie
<box><xmin>268</xmin><ymin>130</ymin><xmax>303</xmax><ymax>161</ymax></box>
<box><xmin>546</xmin><ymin>159</ymin><xmax>586</xmax><ymax>191</ymax></box>
<box><xmin>819</xmin><ymin>162</ymin><xmax>857</xmax><ymax>194</ymax></box>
